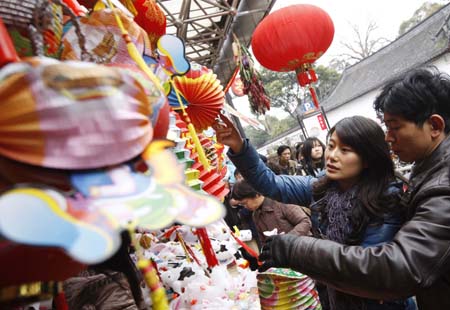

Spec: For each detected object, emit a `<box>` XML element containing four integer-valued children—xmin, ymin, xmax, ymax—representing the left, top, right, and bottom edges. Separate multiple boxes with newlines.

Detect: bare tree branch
<box><xmin>338</xmin><ymin>20</ymin><xmax>392</xmax><ymax>64</ymax></box>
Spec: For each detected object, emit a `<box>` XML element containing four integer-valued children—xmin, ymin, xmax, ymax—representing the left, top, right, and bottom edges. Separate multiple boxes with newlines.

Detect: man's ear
<box><xmin>428</xmin><ymin>114</ymin><xmax>445</xmax><ymax>137</ymax></box>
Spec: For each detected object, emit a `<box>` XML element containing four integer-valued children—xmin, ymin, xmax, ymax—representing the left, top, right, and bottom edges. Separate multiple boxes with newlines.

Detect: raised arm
<box><xmin>213</xmin><ymin>115</ymin><xmax>315</xmax><ymax>206</ymax></box>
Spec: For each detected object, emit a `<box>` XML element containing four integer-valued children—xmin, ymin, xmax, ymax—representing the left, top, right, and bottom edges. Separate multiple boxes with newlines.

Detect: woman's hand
<box><xmin>212</xmin><ymin>114</ymin><xmax>244</xmax><ymax>153</ymax></box>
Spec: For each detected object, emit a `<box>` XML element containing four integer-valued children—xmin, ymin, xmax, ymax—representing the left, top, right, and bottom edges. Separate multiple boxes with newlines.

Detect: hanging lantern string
<box><xmin>195</xmin><ymin>227</ymin><xmax>219</xmax><ymax>269</ymax></box>
<box><xmin>175</xmin><ymin>230</ymin><xmax>210</xmax><ymax>277</ymax></box>
<box><xmin>295</xmin><ymin>63</ymin><xmax>320</xmax><ymax>109</ymax></box>
<box><xmin>175</xmin><ymin>230</ymin><xmax>192</xmax><ymax>263</ymax></box>
<box><xmin>224</xmin><ymin>67</ymin><xmax>239</xmax><ymax>94</ymax></box>
<box><xmin>128</xmin><ymin>225</ymin><xmax>169</xmax><ymax>310</ymax></box>
<box><xmin>106</xmin><ymin>0</ymin><xmax>210</xmax><ymax>171</ymax></box>
<box><xmin>105</xmin><ymin>0</ymin><xmax>165</xmax><ymax>94</ymax></box>
<box><xmin>170</xmin><ymin>78</ymin><xmax>211</xmax><ymax>171</ymax></box>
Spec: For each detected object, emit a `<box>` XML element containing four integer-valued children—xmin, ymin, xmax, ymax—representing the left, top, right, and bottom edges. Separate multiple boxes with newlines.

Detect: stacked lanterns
<box><xmin>258</xmin><ymin>268</ymin><xmax>322</xmax><ymax>309</ymax></box>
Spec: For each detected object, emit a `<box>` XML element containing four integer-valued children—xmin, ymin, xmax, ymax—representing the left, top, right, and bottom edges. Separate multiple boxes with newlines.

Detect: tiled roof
<box><xmin>322</xmin><ymin>4</ymin><xmax>450</xmax><ymax>111</ymax></box>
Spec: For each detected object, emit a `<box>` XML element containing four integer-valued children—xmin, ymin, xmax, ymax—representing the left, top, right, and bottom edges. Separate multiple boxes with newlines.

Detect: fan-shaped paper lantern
<box><xmin>252</xmin><ymin>4</ymin><xmax>334</xmax><ymax>108</ymax></box>
<box><xmin>172</xmin><ymin>69</ymin><xmax>224</xmax><ymax>132</ymax></box>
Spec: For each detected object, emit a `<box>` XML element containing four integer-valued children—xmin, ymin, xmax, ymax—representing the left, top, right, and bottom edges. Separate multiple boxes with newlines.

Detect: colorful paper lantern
<box><xmin>0</xmin><ymin>58</ymin><xmax>153</xmax><ymax>169</ymax></box>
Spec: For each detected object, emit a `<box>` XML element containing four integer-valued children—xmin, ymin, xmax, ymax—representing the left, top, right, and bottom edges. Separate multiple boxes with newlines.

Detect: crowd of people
<box><xmin>214</xmin><ymin>66</ymin><xmax>450</xmax><ymax>310</ymax></box>
<box><xmin>12</xmin><ymin>63</ymin><xmax>449</xmax><ymax>310</ymax></box>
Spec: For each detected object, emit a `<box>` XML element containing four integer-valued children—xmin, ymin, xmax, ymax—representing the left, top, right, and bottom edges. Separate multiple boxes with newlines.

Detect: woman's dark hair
<box><xmin>313</xmin><ymin>116</ymin><xmax>398</xmax><ymax>244</ymax></box>
<box><xmin>92</xmin><ymin>231</ymin><xmax>143</xmax><ymax>306</ymax></box>
<box><xmin>301</xmin><ymin>138</ymin><xmax>325</xmax><ymax>177</ymax></box>
<box><xmin>232</xmin><ymin>180</ymin><xmax>259</xmax><ymax>200</ymax></box>
<box><xmin>276</xmin><ymin>145</ymin><xmax>291</xmax><ymax>157</ymax></box>
<box><xmin>295</xmin><ymin>142</ymin><xmax>304</xmax><ymax>162</ymax></box>
<box><xmin>374</xmin><ymin>66</ymin><xmax>450</xmax><ymax>134</ymax></box>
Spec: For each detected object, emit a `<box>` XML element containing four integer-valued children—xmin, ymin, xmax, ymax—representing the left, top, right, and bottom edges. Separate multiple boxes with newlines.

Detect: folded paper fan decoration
<box><xmin>0</xmin><ymin>57</ymin><xmax>153</xmax><ymax>169</ymax></box>
<box><xmin>172</xmin><ymin>68</ymin><xmax>225</xmax><ymax>132</ymax></box>
<box><xmin>156</xmin><ymin>34</ymin><xmax>210</xmax><ymax>170</ymax></box>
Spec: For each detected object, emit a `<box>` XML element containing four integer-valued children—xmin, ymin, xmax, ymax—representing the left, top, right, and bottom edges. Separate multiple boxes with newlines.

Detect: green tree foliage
<box><xmin>244</xmin><ymin>125</ymin><xmax>271</xmax><ymax>148</ymax></box>
<box><xmin>314</xmin><ymin>65</ymin><xmax>342</xmax><ymax>100</ymax></box>
<box><xmin>258</xmin><ymin>65</ymin><xmax>341</xmax><ymax>119</ymax></box>
<box><xmin>398</xmin><ymin>2</ymin><xmax>445</xmax><ymax>36</ymax></box>
<box><xmin>244</xmin><ymin>115</ymin><xmax>298</xmax><ymax>148</ymax></box>
<box><xmin>259</xmin><ymin>68</ymin><xmax>302</xmax><ymax>120</ymax></box>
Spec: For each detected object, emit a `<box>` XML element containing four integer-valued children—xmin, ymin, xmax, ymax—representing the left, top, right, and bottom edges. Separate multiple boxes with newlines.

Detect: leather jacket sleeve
<box><xmin>277</xmin><ymin>189</ymin><xmax>450</xmax><ymax>300</ymax></box>
<box><xmin>283</xmin><ymin>204</ymin><xmax>312</xmax><ymax>237</ymax></box>
<box><xmin>228</xmin><ymin>139</ymin><xmax>316</xmax><ymax>206</ymax></box>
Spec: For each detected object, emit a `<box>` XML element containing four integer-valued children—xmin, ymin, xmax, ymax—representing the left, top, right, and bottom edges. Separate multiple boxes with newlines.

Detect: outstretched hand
<box><xmin>212</xmin><ymin>114</ymin><xmax>244</xmax><ymax>153</ymax></box>
<box><xmin>258</xmin><ymin>234</ymin><xmax>299</xmax><ymax>272</ymax></box>
<box><xmin>258</xmin><ymin>236</ymin><xmax>277</xmax><ymax>272</ymax></box>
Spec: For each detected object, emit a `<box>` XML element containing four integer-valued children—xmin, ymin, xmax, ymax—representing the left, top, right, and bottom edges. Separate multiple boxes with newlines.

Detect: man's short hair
<box><xmin>374</xmin><ymin>66</ymin><xmax>450</xmax><ymax>133</ymax></box>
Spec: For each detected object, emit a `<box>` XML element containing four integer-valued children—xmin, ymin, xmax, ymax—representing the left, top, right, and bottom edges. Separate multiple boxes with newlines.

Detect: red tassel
<box><xmin>0</xmin><ymin>17</ymin><xmax>19</xmax><ymax>67</ymax></box>
<box><xmin>296</xmin><ymin>71</ymin><xmax>309</xmax><ymax>87</ymax></box>
<box><xmin>195</xmin><ymin>228</ymin><xmax>218</xmax><ymax>268</ymax></box>
<box><xmin>309</xmin><ymin>86</ymin><xmax>320</xmax><ymax>109</ymax></box>
<box><xmin>308</xmin><ymin>68</ymin><xmax>318</xmax><ymax>82</ymax></box>
<box><xmin>54</xmin><ymin>291</ymin><xmax>69</xmax><ymax>310</ymax></box>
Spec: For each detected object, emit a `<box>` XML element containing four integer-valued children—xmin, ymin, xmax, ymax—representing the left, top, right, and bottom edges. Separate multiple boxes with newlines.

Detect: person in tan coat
<box><xmin>232</xmin><ymin>179</ymin><xmax>311</xmax><ymax>244</ymax></box>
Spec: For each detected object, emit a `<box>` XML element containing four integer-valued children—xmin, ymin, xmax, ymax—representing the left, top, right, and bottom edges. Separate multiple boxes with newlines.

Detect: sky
<box><xmin>231</xmin><ymin>0</ymin><xmax>449</xmax><ymax>121</ymax></box>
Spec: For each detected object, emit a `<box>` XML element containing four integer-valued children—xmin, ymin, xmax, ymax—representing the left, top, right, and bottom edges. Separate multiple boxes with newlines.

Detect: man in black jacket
<box><xmin>259</xmin><ymin>66</ymin><xmax>450</xmax><ymax>310</ymax></box>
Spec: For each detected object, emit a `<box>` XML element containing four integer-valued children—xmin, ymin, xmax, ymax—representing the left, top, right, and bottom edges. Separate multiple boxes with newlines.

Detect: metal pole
<box><xmin>295</xmin><ymin>110</ymin><xmax>308</xmax><ymax>140</ymax></box>
<box><xmin>320</xmin><ymin>105</ymin><xmax>331</xmax><ymax>130</ymax></box>
<box><xmin>225</xmin><ymin>92</ymin><xmax>246</xmax><ymax>139</ymax></box>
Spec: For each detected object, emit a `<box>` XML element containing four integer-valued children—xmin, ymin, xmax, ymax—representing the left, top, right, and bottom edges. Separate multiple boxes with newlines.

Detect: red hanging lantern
<box><xmin>251</xmin><ymin>4</ymin><xmax>334</xmax><ymax>109</ymax></box>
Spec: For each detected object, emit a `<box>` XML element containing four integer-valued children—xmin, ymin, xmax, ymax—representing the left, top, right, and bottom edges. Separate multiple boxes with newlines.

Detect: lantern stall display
<box><xmin>251</xmin><ymin>4</ymin><xmax>334</xmax><ymax>109</ymax></box>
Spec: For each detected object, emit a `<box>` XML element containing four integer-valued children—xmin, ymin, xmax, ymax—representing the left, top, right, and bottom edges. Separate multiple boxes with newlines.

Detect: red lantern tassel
<box><xmin>196</xmin><ymin>227</ymin><xmax>218</xmax><ymax>268</ymax></box>
<box><xmin>230</xmin><ymin>231</ymin><xmax>260</xmax><ymax>262</ymax></box>
<box><xmin>296</xmin><ymin>71</ymin><xmax>308</xmax><ymax>87</ymax></box>
<box><xmin>224</xmin><ymin>67</ymin><xmax>239</xmax><ymax>94</ymax></box>
<box><xmin>308</xmin><ymin>68</ymin><xmax>318</xmax><ymax>82</ymax></box>
<box><xmin>54</xmin><ymin>291</ymin><xmax>69</xmax><ymax>310</ymax></box>
<box><xmin>0</xmin><ymin>17</ymin><xmax>19</xmax><ymax>67</ymax></box>
<box><xmin>309</xmin><ymin>86</ymin><xmax>320</xmax><ymax>109</ymax></box>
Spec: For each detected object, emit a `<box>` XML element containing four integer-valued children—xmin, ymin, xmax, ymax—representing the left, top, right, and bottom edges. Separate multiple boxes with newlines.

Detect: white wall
<box><xmin>326</xmin><ymin>89</ymin><xmax>381</xmax><ymax>127</ymax></box>
<box><xmin>326</xmin><ymin>54</ymin><xmax>450</xmax><ymax>126</ymax></box>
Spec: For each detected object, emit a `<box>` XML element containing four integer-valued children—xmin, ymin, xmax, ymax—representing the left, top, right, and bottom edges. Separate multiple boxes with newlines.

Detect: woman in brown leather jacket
<box><xmin>232</xmin><ymin>179</ymin><xmax>312</xmax><ymax>244</ymax></box>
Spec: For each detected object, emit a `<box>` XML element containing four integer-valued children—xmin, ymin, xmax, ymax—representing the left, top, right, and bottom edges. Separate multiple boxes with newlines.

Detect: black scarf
<box><xmin>316</xmin><ymin>184</ymin><xmax>359</xmax><ymax>244</ymax></box>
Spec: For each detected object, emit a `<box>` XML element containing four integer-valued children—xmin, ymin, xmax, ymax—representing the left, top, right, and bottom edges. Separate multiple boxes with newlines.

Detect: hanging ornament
<box><xmin>171</xmin><ymin>65</ymin><xmax>225</xmax><ymax>132</ymax></box>
<box><xmin>251</xmin><ymin>4</ymin><xmax>334</xmax><ymax>109</ymax></box>
<box><xmin>133</xmin><ymin>0</ymin><xmax>166</xmax><ymax>50</ymax></box>
<box><xmin>156</xmin><ymin>34</ymin><xmax>211</xmax><ymax>171</ymax></box>
<box><xmin>232</xmin><ymin>37</ymin><xmax>270</xmax><ymax>114</ymax></box>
